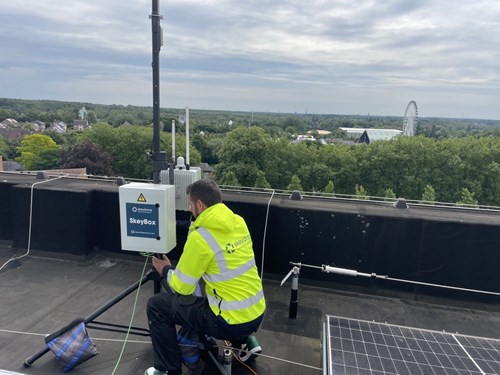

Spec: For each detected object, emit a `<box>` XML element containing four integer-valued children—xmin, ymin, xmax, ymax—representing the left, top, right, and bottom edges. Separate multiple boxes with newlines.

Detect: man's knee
<box><xmin>147</xmin><ymin>293</ymin><xmax>174</xmax><ymax>321</ymax></box>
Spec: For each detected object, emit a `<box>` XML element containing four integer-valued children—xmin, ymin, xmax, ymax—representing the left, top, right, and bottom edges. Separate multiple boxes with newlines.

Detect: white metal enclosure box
<box><xmin>118</xmin><ymin>182</ymin><xmax>176</xmax><ymax>253</ymax></box>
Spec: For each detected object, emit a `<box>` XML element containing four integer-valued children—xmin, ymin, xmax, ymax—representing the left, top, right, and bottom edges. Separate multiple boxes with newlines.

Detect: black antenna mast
<box><xmin>150</xmin><ymin>0</ymin><xmax>168</xmax><ymax>184</ymax></box>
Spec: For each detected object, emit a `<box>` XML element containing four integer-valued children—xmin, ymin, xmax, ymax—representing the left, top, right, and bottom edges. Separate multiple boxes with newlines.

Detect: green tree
<box><xmin>31</xmin><ymin>148</ymin><xmax>61</xmax><ymax>170</ymax></box>
<box><xmin>0</xmin><ymin>137</ymin><xmax>9</xmax><ymax>158</ymax></box>
<box><xmin>287</xmin><ymin>175</ymin><xmax>303</xmax><ymax>191</ymax></box>
<box><xmin>355</xmin><ymin>184</ymin><xmax>368</xmax><ymax>199</ymax></box>
<box><xmin>42</xmin><ymin>129</ymin><xmax>68</xmax><ymax>145</ymax></box>
<box><xmin>254</xmin><ymin>170</ymin><xmax>271</xmax><ymax>188</ymax></box>
<box><xmin>15</xmin><ymin>134</ymin><xmax>60</xmax><ymax>170</ymax></box>
<box><xmin>324</xmin><ymin>180</ymin><xmax>335</xmax><ymax>194</ymax></box>
<box><xmin>2</xmin><ymin>139</ymin><xmax>19</xmax><ymax>160</ymax></box>
<box><xmin>87</xmin><ymin>110</ymin><xmax>98</xmax><ymax>124</ymax></box>
<box><xmin>192</xmin><ymin>133</ymin><xmax>223</xmax><ymax>165</ymax></box>
<box><xmin>82</xmin><ymin>123</ymin><xmax>151</xmax><ymax>178</ymax></box>
<box><xmin>353</xmin><ymin>136</ymin><xmax>435</xmax><ymax>199</ymax></box>
<box><xmin>191</xmin><ymin>133</ymin><xmax>208</xmax><ymax>162</ymax></box>
<box><xmin>322</xmin><ymin>144</ymin><xmax>358</xmax><ymax>195</ymax></box>
<box><xmin>456</xmin><ymin>188</ymin><xmax>478</xmax><ymax>207</ymax></box>
<box><xmin>384</xmin><ymin>188</ymin><xmax>396</xmax><ymax>200</ymax></box>
<box><xmin>297</xmin><ymin>163</ymin><xmax>331</xmax><ymax>191</ymax></box>
<box><xmin>203</xmin><ymin>137</ymin><xmax>224</xmax><ymax>165</ymax></box>
<box><xmin>265</xmin><ymin>139</ymin><xmax>314</xmax><ymax>190</ymax></box>
<box><xmin>451</xmin><ymin>137</ymin><xmax>500</xmax><ymax>205</ymax></box>
<box><xmin>81</xmin><ymin>122</ymin><xmax>117</xmax><ymax>150</ymax></box>
<box><xmin>482</xmin><ymin>162</ymin><xmax>500</xmax><ymax>206</ymax></box>
<box><xmin>80</xmin><ymin>123</ymin><xmax>201</xmax><ymax>179</ymax></box>
<box><xmin>217</xmin><ymin>126</ymin><xmax>272</xmax><ymax>187</ymax></box>
<box><xmin>219</xmin><ymin>126</ymin><xmax>271</xmax><ymax>166</ymax></box>
<box><xmin>217</xmin><ymin>170</ymin><xmax>239</xmax><ymax>186</ymax></box>
<box><xmin>421</xmin><ymin>185</ymin><xmax>436</xmax><ymax>203</ymax></box>
<box><xmin>60</xmin><ymin>142</ymin><xmax>114</xmax><ymax>176</ymax></box>
<box><xmin>282</xmin><ymin>117</ymin><xmax>307</xmax><ymax>134</ymax></box>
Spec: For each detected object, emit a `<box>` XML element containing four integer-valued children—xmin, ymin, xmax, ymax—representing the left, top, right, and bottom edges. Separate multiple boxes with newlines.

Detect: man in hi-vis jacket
<box><xmin>145</xmin><ymin>179</ymin><xmax>266</xmax><ymax>375</ymax></box>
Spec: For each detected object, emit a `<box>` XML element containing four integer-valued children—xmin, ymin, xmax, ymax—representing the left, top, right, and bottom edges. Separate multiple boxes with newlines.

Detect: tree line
<box><xmin>4</xmin><ymin>123</ymin><xmax>499</xmax><ymax>207</ymax></box>
<box><xmin>212</xmin><ymin>127</ymin><xmax>499</xmax><ymax>206</ymax></box>
<box><xmin>1</xmin><ymin>98</ymin><xmax>500</xmax><ymax>206</ymax></box>
<box><xmin>7</xmin><ymin>123</ymin><xmax>200</xmax><ymax>180</ymax></box>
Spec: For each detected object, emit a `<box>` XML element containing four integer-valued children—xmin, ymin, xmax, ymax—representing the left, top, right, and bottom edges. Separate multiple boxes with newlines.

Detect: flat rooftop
<box><xmin>1</xmin><ymin>242</ymin><xmax>500</xmax><ymax>375</ymax></box>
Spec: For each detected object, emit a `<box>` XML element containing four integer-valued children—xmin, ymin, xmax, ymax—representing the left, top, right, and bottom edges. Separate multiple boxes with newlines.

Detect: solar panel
<box><xmin>323</xmin><ymin>315</ymin><xmax>500</xmax><ymax>375</ymax></box>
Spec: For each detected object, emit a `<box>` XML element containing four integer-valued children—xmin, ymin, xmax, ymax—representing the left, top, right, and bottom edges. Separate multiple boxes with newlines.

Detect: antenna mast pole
<box><xmin>151</xmin><ymin>0</ymin><xmax>167</xmax><ymax>184</ymax></box>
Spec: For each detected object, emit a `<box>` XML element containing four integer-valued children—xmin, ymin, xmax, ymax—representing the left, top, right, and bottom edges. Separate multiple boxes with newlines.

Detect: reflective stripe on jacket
<box><xmin>168</xmin><ymin>203</ymin><xmax>266</xmax><ymax>324</ymax></box>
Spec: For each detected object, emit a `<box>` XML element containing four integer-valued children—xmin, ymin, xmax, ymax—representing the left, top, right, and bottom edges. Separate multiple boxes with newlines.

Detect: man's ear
<box><xmin>198</xmin><ymin>200</ymin><xmax>207</xmax><ymax>211</ymax></box>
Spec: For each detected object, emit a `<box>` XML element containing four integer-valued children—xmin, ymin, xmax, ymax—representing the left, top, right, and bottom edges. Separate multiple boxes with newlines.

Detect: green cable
<box><xmin>110</xmin><ymin>253</ymin><xmax>152</xmax><ymax>375</ymax></box>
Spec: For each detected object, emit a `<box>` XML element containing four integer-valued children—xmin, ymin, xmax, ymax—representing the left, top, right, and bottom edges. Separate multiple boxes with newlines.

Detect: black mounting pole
<box><xmin>151</xmin><ymin>0</ymin><xmax>168</xmax><ymax>184</ymax></box>
<box><xmin>150</xmin><ymin>0</ymin><xmax>167</xmax><ymax>292</ymax></box>
<box><xmin>289</xmin><ymin>266</ymin><xmax>300</xmax><ymax>319</ymax></box>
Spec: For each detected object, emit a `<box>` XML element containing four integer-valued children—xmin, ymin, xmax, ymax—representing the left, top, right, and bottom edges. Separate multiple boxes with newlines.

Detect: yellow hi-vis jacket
<box><xmin>167</xmin><ymin>203</ymin><xmax>266</xmax><ymax>325</ymax></box>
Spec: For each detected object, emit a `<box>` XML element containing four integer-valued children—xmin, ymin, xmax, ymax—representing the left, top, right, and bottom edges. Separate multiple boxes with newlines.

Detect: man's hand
<box><xmin>152</xmin><ymin>254</ymin><xmax>172</xmax><ymax>275</ymax></box>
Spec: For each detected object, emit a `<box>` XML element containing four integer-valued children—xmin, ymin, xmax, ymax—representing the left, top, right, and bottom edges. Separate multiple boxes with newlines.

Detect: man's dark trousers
<box><xmin>147</xmin><ymin>292</ymin><xmax>263</xmax><ymax>372</ymax></box>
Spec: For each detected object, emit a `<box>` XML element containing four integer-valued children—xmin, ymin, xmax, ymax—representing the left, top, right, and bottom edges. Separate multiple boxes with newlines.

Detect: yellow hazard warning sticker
<box><xmin>137</xmin><ymin>193</ymin><xmax>147</xmax><ymax>202</ymax></box>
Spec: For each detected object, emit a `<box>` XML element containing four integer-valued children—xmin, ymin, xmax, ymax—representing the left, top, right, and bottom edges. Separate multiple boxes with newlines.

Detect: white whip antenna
<box><xmin>185</xmin><ymin>107</ymin><xmax>190</xmax><ymax>167</ymax></box>
<box><xmin>171</xmin><ymin>120</ymin><xmax>176</xmax><ymax>163</ymax></box>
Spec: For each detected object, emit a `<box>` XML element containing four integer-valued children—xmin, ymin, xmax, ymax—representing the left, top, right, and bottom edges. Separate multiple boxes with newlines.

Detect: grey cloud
<box><xmin>1</xmin><ymin>0</ymin><xmax>500</xmax><ymax>119</ymax></box>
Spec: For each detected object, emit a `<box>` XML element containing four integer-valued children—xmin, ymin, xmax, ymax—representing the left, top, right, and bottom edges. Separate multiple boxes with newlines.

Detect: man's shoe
<box><xmin>144</xmin><ymin>368</ymin><xmax>184</xmax><ymax>375</ymax></box>
<box><xmin>238</xmin><ymin>335</ymin><xmax>262</xmax><ymax>363</ymax></box>
<box><xmin>144</xmin><ymin>367</ymin><xmax>167</xmax><ymax>375</ymax></box>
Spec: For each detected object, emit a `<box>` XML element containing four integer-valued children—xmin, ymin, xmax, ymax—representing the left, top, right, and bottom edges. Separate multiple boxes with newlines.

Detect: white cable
<box><xmin>0</xmin><ymin>327</ymin><xmax>322</xmax><ymax>371</ymax></box>
<box><xmin>452</xmin><ymin>334</ymin><xmax>486</xmax><ymax>375</ymax></box>
<box><xmin>0</xmin><ymin>176</ymin><xmax>65</xmax><ymax>271</ymax></box>
<box><xmin>110</xmin><ymin>254</ymin><xmax>150</xmax><ymax>375</ymax></box>
<box><xmin>0</xmin><ymin>328</ymin><xmax>46</xmax><ymax>337</ymax></box>
<box><xmin>0</xmin><ymin>328</ymin><xmax>151</xmax><ymax>344</ymax></box>
<box><xmin>384</xmin><ymin>276</ymin><xmax>500</xmax><ymax>297</ymax></box>
<box><xmin>299</xmin><ymin>262</ymin><xmax>500</xmax><ymax>297</ymax></box>
<box><xmin>260</xmin><ymin>189</ymin><xmax>275</xmax><ymax>279</ymax></box>
<box><xmin>220</xmin><ymin>343</ymin><xmax>322</xmax><ymax>371</ymax></box>
<box><xmin>256</xmin><ymin>353</ymin><xmax>322</xmax><ymax>371</ymax></box>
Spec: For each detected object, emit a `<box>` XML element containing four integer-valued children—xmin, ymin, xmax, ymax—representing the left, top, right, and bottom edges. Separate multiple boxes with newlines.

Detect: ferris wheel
<box><xmin>403</xmin><ymin>101</ymin><xmax>418</xmax><ymax>136</ymax></box>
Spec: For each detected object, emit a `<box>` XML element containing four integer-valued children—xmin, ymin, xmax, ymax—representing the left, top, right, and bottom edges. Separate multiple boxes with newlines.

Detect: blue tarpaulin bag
<box><xmin>177</xmin><ymin>325</ymin><xmax>206</xmax><ymax>370</ymax></box>
<box><xmin>45</xmin><ymin>319</ymin><xmax>99</xmax><ymax>372</ymax></box>
<box><xmin>175</xmin><ymin>281</ymin><xmax>214</xmax><ymax>370</ymax></box>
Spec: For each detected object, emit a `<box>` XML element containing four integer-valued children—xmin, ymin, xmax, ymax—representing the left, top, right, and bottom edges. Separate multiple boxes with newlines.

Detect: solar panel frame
<box><xmin>323</xmin><ymin>315</ymin><xmax>500</xmax><ymax>375</ymax></box>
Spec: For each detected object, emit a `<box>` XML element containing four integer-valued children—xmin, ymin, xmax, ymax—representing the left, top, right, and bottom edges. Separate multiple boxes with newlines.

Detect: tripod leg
<box><xmin>24</xmin><ymin>347</ymin><xmax>50</xmax><ymax>367</ymax></box>
<box><xmin>207</xmin><ymin>348</ymin><xmax>228</xmax><ymax>375</ymax></box>
<box><xmin>23</xmin><ymin>269</ymin><xmax>159</xmax><ymax>367</ymax></box>
<box><xmin>83</xmin><ymin>269</ymin><xmax>157</xmax><ymax>324</ymax></box>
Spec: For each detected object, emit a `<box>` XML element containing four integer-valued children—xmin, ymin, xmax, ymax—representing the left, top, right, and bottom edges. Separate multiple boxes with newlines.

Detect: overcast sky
<box><xmin>1</xmin><ymin>1</ymin><xmax>500</xmax><ymax>120</ymax></box>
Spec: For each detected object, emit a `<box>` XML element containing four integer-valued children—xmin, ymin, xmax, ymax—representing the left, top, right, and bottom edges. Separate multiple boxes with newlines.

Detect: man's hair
<box><xmin>186</xmin><ymin>179</ymin><xmax>222</xmax><ymax>208</ymax></box>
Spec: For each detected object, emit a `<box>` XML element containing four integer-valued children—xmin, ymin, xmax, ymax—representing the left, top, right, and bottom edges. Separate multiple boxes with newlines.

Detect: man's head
<box><xmin>186</xmin><ymin>179</ymin><xmax>222</xmax><ymax>218</ymax></box>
